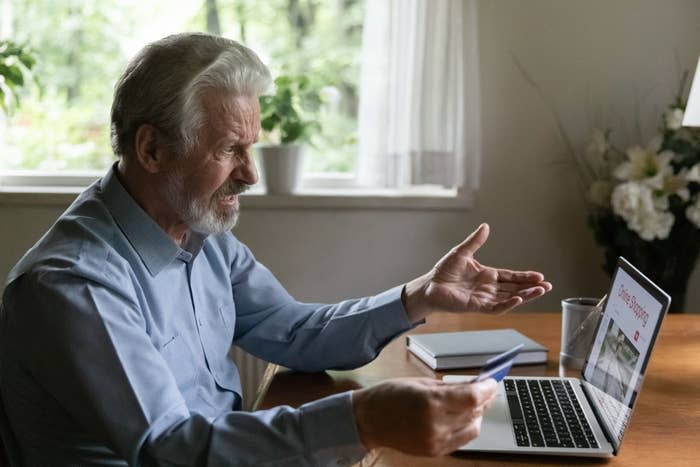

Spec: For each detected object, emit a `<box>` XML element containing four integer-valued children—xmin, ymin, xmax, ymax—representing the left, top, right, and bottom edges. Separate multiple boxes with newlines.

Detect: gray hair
<box><xmin>110</xmin><ymin>33</ymin><xmax>272</xmax><ymax>159</ymax></box>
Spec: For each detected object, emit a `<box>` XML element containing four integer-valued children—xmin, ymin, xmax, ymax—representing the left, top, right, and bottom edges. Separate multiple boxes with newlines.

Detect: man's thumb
<box><xmin>455</xmin><ymin>223</ymin><xmax>490</xmax><ymax>257</ymax></box>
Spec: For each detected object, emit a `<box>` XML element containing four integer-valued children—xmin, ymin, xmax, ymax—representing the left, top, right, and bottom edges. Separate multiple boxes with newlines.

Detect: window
<box><xmin>1</xmin><ymin>0</ymin><xmax>364</xmax><ymax>179</ymax></box>
<box><xmin>1</xmin><ymin>0</ymin><xmax>479</xmax><ymax>198</ymax></box>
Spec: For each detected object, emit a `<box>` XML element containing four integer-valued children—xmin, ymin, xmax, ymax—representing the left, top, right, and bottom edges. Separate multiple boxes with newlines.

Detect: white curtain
<box><xmin>357</xmin><ymin>0</ymin><xmax>481</xmax><ymax>189</ymax></box>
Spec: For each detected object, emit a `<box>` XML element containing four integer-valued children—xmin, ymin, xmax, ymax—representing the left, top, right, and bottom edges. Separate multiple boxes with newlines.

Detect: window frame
<box><xmin>0</xmin><ymin>169</ymin><xmax>473</xmax><ymax>210</ymax></box>
<box><xmin>0</xmin><ymin>0</ymin><xmax>476</xmax><ymax>210</ymax></box>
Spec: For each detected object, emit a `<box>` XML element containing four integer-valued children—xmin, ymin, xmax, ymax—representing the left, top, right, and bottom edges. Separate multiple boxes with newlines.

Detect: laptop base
<box><xmin>456</xmin><ymin>377</ymin><xmax>614</xmax><ymax>458</ymax></box>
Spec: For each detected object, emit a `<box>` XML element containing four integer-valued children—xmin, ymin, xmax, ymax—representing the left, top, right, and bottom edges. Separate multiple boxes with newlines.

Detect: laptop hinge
<box><xmin>581</xmin><ymin>380</ymin><xmax>619</xmax><ymax>455</ymax></box>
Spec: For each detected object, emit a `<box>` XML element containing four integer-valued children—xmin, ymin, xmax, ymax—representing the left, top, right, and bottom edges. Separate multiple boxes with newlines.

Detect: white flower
<box><xmin>664</xmin><ymin>108</ymin><xmax>685</xmax><ymax>131</ymax></box>
<box><xmin>686</xmin><ymin>197</ymin><xmax>700</xmax><ymax>228</ymax></box>
<box><xmin>652</xmin><ymin>194</ymin><xmax>669</xmax><ymax>211</ymax></box>
<box><xmin>611</xmin><ymin>182</ymin><xmax>650</xmax><ymax>221</ymax></box>
<box><xmin>686</xmin><ymin>163</ymin><xmax>700</xmax><ymax>183</ymax></box>
<box><xmin>662</xmin><ymin>169</ymin><xmax>690</xmax><ymax>201</ymax></box>
<box><xmin>611</xmin><ymin>182</ymin><xmax>675</xmax><ymax>240</ymax></box>
<box><xmin>587</xmin><ymin>180</ymin><xmax>613</xmax><ymax>207</ymax></box>
<box><xmin>613</xmin><ymin>141</ymin><xmax>674</xmax><ymax>190</ymax></box>
<box><xmin>635</xmin><ymin>210</ymin><xmax>674</xmax><ymax>241</ymax></box>
<box><xmin>585</xmin><ymin>128</ymin><xmax>610</xmax><ymax>160</ymax></box>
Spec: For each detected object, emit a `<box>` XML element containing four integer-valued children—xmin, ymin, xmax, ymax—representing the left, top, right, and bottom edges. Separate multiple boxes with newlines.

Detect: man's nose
<box><xmin>233</xmin><ymin>153</ymin><xmax>259</xmax><ymax>186</ymax></box>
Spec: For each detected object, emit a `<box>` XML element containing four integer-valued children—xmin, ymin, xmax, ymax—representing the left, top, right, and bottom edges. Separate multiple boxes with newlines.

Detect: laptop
<box><xmin>449</xmin><ymin>256</ymin><xmax>671</xmax><ymax>457</ymax></box>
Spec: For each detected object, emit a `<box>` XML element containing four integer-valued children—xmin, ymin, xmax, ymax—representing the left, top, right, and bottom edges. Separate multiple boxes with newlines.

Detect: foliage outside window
<box><xmin>0</xmin><ymin>0</ymin><xmax>363</xmax><ymax>175</ymax></box>
<box><xmin>0</xmin><ymin>39</ymin><xmax>35</xmax><ymax>114</ymax></box>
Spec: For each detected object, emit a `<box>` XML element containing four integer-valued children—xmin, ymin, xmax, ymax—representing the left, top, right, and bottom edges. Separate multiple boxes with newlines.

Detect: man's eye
<box><xmin>219</xmin><ymin>147</ymin><xmax>238</xmax><ymax>158</ymax></box>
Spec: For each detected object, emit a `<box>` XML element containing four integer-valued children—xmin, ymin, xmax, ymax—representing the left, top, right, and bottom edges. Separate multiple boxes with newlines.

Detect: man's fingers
<box><xmin>445</xmin><ymin>416</ymin><xmax>484</xmax><ymax>453</ymax></box>
<box><xmin>454</xmin><ymin>223</ymin><xmax>490</xmax><ymax>257</ymax></box>
<box><xmin>441</xmin><ymin>378</ymin><xmax>498</xmax><ymax>407</ymax></box>
<box><xmin>354</xmin><ymin>377</ymin><xmax>499</xmax><ymax>457</ymax></box>
<box><xmin>485</xmin><ymin>286</ymin><xmax>548</xmax><ymax>314</ymax></box>
<box><xmin>437</xmin><ymin>381</ymin><xmax>498</xmax><ymax>453</ymax></box>
<box><xmin>488</xmin><ymin>296</ymin><xmax>523</xmax><ymax>314</ymax></box>
<box><xmin>519</xmin><ymin>285</ymin><xmax>549</xmax><ymax>300</ymax></box>
<box><xmin>497</xmin><ymin>268</ymin><xmax>546</xmax><ymax>284</ymax></box>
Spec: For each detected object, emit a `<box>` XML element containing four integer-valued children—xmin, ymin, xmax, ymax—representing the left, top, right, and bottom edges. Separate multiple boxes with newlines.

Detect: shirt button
<box><xmin>198</xmin><ymin>319</ymin><xmax>204</xmax><ymax>327</ymax></box>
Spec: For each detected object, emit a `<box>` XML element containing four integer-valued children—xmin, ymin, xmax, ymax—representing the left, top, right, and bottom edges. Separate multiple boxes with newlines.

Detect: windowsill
<box><xmin>0</xmin><ymin>185</ymin><xmax>474</xmax><ymax>210</ymax></box>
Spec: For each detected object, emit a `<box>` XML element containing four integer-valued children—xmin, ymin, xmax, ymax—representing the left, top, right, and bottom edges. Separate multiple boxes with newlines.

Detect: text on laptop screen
<box><xmin>582</xmin><ymin>264</ymin><xmax>666</xmax><ymax>448</ymax></box>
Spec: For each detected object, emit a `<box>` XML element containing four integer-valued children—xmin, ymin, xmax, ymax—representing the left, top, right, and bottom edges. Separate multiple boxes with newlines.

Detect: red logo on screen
<box><xmin>634</xmin><ymin>330</ymin><xmax>640</xmax><ymax>341</ymax></box>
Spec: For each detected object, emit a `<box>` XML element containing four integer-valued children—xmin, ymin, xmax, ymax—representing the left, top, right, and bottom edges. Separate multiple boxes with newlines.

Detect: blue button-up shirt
<box><xmin>0</xmin><ymin>166</ymin><xmax>413</xmax><ymax>466</ymax></box>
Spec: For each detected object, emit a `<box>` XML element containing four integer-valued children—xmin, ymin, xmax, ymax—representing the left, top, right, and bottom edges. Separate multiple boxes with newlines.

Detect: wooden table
<box><xmin>259</xmin><ymin>312</ymin><xmax>700</xmax><ymax>466</ymax></box>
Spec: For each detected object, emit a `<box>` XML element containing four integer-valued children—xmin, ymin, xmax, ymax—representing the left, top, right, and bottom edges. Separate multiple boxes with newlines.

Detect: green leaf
<box><xmin>259</xmin><ymin>74</ymin><xmax>322</xmax><ymax>144</ymax></box>
<box><xmin>296</xmin><ymin>75</ymin><xmax>309</xmax><ymax>90</ymax></box>
<box><xmin>275</xmin><ymin>76</ymin><xmax>291</xmax><ymax>88</ymax></box>
<box><xmin>260</xmin><ymin>114</ymin><xmax>280</xmax><ymax>132</ymax></box>
<box><xmin>6</xmin><ymin>64</ymin><xmax>24</xmax><ymax>86</ymax></box>
<box><xmin>259</xmin><ymin>95</ymin><xmax>274</xmax><ymax>114</ymax></box>
<box><xmin>18</xmin><ymin>52</ymin><xmax>36</xmax><ymax>69</ymax></box>
<box><xmin>281</xmin><ymin>121</ymin><xmax>304</xmax><ymax>144</ymax></box>
<box><xmin>0</xmin><ymin>87</ymin><xmax>7</xmax><ymax>114</ymax></box>
<box><xmin>11</xmin><ymin>88</ymin><xmax>20</xmax><ymax>107</ymax></box>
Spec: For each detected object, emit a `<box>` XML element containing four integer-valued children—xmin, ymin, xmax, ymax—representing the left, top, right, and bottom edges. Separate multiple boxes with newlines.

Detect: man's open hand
<box><xmin>352</xmin><ymin>378</ymin><xmax>498</xmax><ymax>456</ymax></box>
<box><xmin>403</xmin><ymin>223</ymin><xmax>552</xmax><ymax>322</ymax></box>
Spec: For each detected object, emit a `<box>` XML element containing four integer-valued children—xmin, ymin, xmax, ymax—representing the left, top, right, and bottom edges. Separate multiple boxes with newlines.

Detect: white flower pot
<box><xmin>257</xmin><ymin>145</ymin><xmax>305</xmax><ymax>194</ymax></box>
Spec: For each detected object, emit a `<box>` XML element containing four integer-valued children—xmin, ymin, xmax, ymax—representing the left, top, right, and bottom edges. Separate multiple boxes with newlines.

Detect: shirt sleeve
<box><xmin>2</xmin><ymin>269</ymin><xmax>367</xmax><ymax>466</ymax></box>
<box><xmin>229</xmin><ymin>241</ymin><xmax>419</xmax><ymax>372</ymax></box>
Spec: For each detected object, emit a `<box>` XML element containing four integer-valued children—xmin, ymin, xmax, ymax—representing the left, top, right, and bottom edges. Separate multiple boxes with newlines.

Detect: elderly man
<box><xmin>0</xmin><ymin>33</ymin><xmax>552</xmax><ymax>466</ymax></box>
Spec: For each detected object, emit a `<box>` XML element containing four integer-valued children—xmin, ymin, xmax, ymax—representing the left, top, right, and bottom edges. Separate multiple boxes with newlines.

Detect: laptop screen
<box><xmin>581</xmin><ymin>257</ymin><xmax>670</xmax><ymax>453</ymax></box>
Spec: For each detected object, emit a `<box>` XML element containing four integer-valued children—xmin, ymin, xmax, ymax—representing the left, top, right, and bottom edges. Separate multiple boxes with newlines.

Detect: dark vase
<box><xmin>601</xmin><ymin>248</ymin><xmax>693</xmax><ymax>313</ymax></box>
<box><xmin>593</xmin><ymin>213</ymin><xmax>700</xmax><ymax>313</ymax></box>
<box><xmin>668</xmin><ymin>289</ymin><xmax>688</xmax><ymax>314</ymax></box>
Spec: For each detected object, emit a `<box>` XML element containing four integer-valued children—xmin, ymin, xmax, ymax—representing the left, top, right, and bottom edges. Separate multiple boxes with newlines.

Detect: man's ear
<box><xmin>134</xmin><ymin>124</ymin><xmax>170</xmax><ymax>173</ymax></box>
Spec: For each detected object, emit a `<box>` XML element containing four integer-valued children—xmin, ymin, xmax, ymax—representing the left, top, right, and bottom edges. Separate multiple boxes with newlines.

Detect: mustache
<box><xmin>216</xmin><ymin>181</ymin><xmax>250</xmax><ymax>198</ymax></box>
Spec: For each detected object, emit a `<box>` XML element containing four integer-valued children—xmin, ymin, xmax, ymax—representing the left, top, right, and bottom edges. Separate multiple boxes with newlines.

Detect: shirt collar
<box><xmin>100</xmin><ymin>163</ymin><xmax>206</xmax><ymax>276</ymax></box>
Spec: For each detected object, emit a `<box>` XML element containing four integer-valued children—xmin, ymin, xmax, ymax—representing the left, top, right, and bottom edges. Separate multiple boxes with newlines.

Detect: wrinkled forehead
<box><xmin>199</xmin><ymin>90</ymin><xmax>261</xmax><ymax>144</ymax></box>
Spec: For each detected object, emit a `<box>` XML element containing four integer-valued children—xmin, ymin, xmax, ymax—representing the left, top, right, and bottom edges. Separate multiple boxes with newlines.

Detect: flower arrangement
<box><xmin>569</xmin><ymin>77</ymin><xmax>700</xmax><ymax>312</ymax></box>
<box><xmin>516</xmin><ymin>58</ymin><xmax>700</xmax><ymax>312</ymax></box>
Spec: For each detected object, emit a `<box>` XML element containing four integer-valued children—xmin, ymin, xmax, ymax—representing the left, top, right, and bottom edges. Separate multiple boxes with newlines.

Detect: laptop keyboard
<box><xmin>504</xmin><ymin>379</ymin><xmax>599</xmax><ymax>449</ymax></box>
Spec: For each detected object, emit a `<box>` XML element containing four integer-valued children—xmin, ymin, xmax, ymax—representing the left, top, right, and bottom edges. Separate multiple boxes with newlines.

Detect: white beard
<box><xmin>164</xmin><ymin>168</ymin><xmax>245</xmax><ymax>235</ymax></box>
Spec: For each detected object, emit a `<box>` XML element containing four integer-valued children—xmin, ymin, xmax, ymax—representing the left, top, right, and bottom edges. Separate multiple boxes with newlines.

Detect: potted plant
<box><xmin>258</xmin><ymin>75</ymin><xmax>321</xmax><ymax>194</ymax></box>
<box><xmin>0</xmin><ymin>40</ymin><xmax>36</xmax><ymax>114</ymax></box>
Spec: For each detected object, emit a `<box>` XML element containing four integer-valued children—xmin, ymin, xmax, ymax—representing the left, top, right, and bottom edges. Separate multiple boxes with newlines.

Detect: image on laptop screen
<box><xmin>582</xmin><ymin>257</ymin><xmax>669</xmax><ymax>452</ymax></box>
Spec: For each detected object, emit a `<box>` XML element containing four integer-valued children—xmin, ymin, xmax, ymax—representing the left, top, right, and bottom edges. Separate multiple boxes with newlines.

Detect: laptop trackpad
<box><xmin>459</xmin><ymin>390</ymin><xmax>514</xmax><ymax>451</ymax></box>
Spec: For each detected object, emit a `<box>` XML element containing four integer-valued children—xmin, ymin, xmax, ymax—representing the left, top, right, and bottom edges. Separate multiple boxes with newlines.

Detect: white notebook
<box><xmin>406</xmin><ymin>328</ymin><xmax>548</xmax><ymax>370</ymax></box>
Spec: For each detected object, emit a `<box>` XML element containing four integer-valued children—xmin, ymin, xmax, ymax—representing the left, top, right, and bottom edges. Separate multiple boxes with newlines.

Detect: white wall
<box><xmin>2</xmin><ymin>0</ymin><xmax>700</xmax><ymax>312</ymax></box>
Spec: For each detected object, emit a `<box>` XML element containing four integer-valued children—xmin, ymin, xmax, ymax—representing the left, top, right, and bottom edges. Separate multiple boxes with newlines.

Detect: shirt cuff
<box><xmin>368</xmin><ymin>285</ymin><xmax>424</xmax><ymax>343</ymax></box>
<box><xmin>299</xmin><ymin>391</ymin><xmax>367</xmax><ymax>466</ymax></box>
